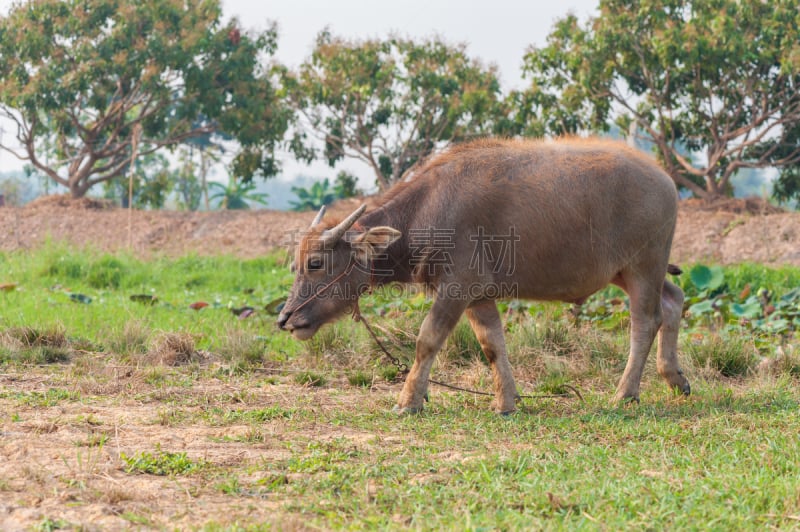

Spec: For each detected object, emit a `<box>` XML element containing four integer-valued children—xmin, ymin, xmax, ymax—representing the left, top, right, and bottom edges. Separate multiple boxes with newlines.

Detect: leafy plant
<box><xmin>209</xmin><ymin>179</ymin><xmax>268</xmax><ymax>210</ymax></box>
<box><xmin>121</xmin><ymin>447</ymin><xmax>202</xmax><ymax>476</ymax></box>
<box><xmin>682</xmin><ymin>265</ymin><xmax>800</xmax><ymax>338</ymax></box>
<box><xmin>348</xmin><ymin>370</ymin><xmax>372</xmax><ymax>388</ymax></box>
<box><xmin>103</xmin><ymin>153</ymin><xmax>178</xmax><ymax>209</ymax></box>
<box><xmin>333</xmin><ymin>171</ymin><xmax>360</xmax><ymax>199</ymax></box>
<box><xmin>290</xmin><ymin>178</ymin><xmax>337</xmax><ymax>211</ymax></box>
<box><xmin>216</xmin><ymin>475</ymin><xmax>242</xmax><ymax>495</ymax></box>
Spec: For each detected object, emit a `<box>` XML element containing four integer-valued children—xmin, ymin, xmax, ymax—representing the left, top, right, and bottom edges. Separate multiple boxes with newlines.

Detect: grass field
<box><xmin>1</xmin><ymin>245</ymin><xmax>799</xmax><ymax>529</ymax></box>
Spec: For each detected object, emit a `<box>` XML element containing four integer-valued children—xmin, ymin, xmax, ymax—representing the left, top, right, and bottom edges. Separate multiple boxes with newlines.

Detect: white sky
<box><xmin>0</xmin><ymin>0</ymin><xmax>598</xmax><ymax>184</ymax></box>
<box><xmin>223</xmin><ymin>0</ymin><xmax>597</xmax><ymax>89</ymax></box>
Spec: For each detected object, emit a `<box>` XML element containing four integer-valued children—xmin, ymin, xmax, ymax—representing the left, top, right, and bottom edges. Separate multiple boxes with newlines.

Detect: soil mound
<box><xmin>26</xmin><ymin>194</ymin><xmax>116</xmax><ymax>210</ymax></box>
<box><xmin>1</xmin><ymin>195</ymin><xmax>799</xmax><ymax>266</ymax></box>
<box><xmin>681</xmin><ymin>196</ymin><xmax>785</xmax><ymax>215</ymax></box>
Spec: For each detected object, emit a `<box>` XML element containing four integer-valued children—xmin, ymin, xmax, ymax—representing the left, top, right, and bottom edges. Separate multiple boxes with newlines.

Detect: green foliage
<box><xmin>0</xmin><ymin>245</ymin><xmax>299</xmax><ymax>359</ymax></box>
<box><xmin>0</xmin><ymin>0</ymin><xmax>290</xmax><ymax>197</ymax></box>
<box><xmin>561</xmin><ymin>263</ymin><xmax>800</xmax><ymax>342</ymax></box>
<box><xmin>447</xmin><ymin>319</ymin><xmax>484</xmax><ymax>363</ymax></box>
<box><xmin>522</xmin><ymin>0</ymin><xmax>800</xmax><ymax>199</ymax></box>
<box><xmin>208</xmin><ymin>178</ymin><xmax>268</xmax><ymax>210</ymax></box>
<box><xmin>333</xmin><ymin>170</ymin><xmax>360</xmax><ymax>199</ymax></box>
<box><xmin>121</xmin><ymin>447</ymin><xmax>202</xmax><ymax>476</ymax></box>
<box><xmin>347</xmin><ymin>370</ymin><xmax>372</xmax><ymax>388</ymax></box>
<box><xmin>689</xmin><ymin>264</ymin><xmax>725</xmax><ymax>292</ymax></box>
<box><xmin>290</xmin><ymin>171</ymin><xmax>361</xmax><ymax>211</ymax></box>
<box><xmin>286</xmin><ymin>32</ymin><xmax>508</xmax><ymax>190</ymax></box>
<box><xmin>103</xmin><ymin>153</ymin><xmax>178</xmax><ymax>209</ymax></box>
<box><xmin>174</xmin><ymin>148</ymin><xmax>204</xmax><ymax>211</ymax></box>
<box><xmin>34</xmin><ymin>518</ymin><xmax>72</xmax><ymax>532</ymax></box>
<box><xmin>773</xmin><ymin>163</ymin><xmax>800</xmax><ymax>206</ymax></box>
<box><xmin>0</xmin><ymin>174</ymin><xmax>36</xmax><ymax>206</ymax></box>
<box><xmin>215</xmin><ymin>475</ymin><xmax>242</xmax><ymax>495</ymax></box>
<box><xmin>86</xmin><ymin>256</ymin><xmax>127</xmax><ymax>289</ymax></box>
<box><xmin>681</xmin><ymin>265</ymin><xmax>800</xmax><ymax>339</ymax></box>
<box><xmin>2</xmin><ymin>388</ymin><xmax>80</xmax><ymax>407</ymax></box>
<box><xmin>290</xmin><ymin>178</ymin><xmax>337</xmax><ymax>211</ymax></box>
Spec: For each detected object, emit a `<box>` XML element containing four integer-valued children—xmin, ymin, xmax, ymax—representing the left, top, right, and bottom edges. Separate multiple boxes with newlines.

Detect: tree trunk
<box><xmin>201</xmin><ymin>148</ymin><xmax>210</xmax><ymax>211</ymax></box>
<box><xmin>69</xmin><ymin>179</ymin><xmax>87</xmax><ymax>199</ymax></box>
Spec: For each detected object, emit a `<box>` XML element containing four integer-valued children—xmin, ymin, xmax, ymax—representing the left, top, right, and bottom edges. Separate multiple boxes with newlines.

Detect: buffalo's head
<box><xmin>277</xmin><ymin>205</ymin><xmax>401</xmax><ymax>340</ymax></box>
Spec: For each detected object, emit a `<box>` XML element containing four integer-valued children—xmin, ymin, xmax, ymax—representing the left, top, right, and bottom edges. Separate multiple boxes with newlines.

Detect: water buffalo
<box><xmin>278</xmin><ymin>138</ymin><xmax>689</xmax><ymax>414</ymax></box>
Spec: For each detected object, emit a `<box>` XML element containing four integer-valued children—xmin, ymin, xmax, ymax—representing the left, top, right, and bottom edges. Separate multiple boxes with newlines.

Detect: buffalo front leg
<box><xmin>395</xmin><ymin>296</ymin><xmax>469</xmax><ymax>415</ymax></box>
<box><xmin>657</xmin><ymin>280</ymin><xmax>690</xmax><ymax>395</ymax></box>
<box><xmin>466</xmin><ymin>301</ymin><xmax>518</xmax><ymax>414</ymax></box>
<box><xmin>614</xmin><ymin>274</ymin><xmax>663</xmax><ymax>403</ymax></box>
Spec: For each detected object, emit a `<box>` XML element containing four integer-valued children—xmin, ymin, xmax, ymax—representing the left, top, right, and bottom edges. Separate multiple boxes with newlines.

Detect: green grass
<box><xmin>121</xmin><ymin>447</ymin><xmax>203</xmax><ymax>476</ymax></box>
<box><xmin>176</xmin><ymin>381</ymin><xmax>798</xmax><ymax>530</ymax></box>
<box><xmin>0</xmin><ymin>244</ymin><xmax>301</xmax><ymax>360</ymax></box>
<box><xmin>1</xmin><ymin>246</ymin><xmax>800</xmax><ymax>528</ymax></box>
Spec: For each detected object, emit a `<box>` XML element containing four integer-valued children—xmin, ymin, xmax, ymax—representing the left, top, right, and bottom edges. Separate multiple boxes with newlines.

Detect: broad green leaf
<box><xmin>730</xmin><ymin>301</ymin><xmax>762</xmax><ymax>319</ymax></box>
<box><xmin>690</xmin><ymin>265</ymin><xmax>724</xmax><ymax>291</ymax></box>
<box><xmin>687</xmin><ymin>299</ymin><xmax>714</xmax><ymax>316</ymax></box>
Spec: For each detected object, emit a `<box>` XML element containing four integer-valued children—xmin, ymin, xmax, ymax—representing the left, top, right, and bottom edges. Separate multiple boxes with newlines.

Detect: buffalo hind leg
<box><xmin>466</xmin><ymin>301</ymin><xmax>518</xmax><ymax>414</ymax></box>
<box><xmin>394</xmin><ymin>296</ymin><xmax>469</xmax><ymax>415</ymax></box>
<box><xmin>657</xmin><ymin>280</ymin><xmax>690</xmax><ymax>395</ymax></box>
<box><xmin>614</xmin><ymin>272</ymin><xmax>663</xmax><ymax>403</ymax></box>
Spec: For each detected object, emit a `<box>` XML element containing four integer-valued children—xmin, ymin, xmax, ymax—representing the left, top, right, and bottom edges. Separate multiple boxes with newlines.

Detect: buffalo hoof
<box><xmin>676</xmin><ymin>370</ymin><xmax>691</xmax><ymax>396</ymax></box>
<box><xmin>663</xmin><ymin>369</ymin><xmax>691</xmax><ymax>396</ymax></box>
<box><xmin>613</xmin><ymin>392</ymin><xmax>640</xmax><ymax>405</ymax></box>
<box><xmin>392</xmin><ymin>404</ymin><xmax>423</xmax><ymax>416</ymax></box>
<box><xmin>491</xmin><ymin>393</ymin><xmax>519</xmax><ymax>415</ymax></box>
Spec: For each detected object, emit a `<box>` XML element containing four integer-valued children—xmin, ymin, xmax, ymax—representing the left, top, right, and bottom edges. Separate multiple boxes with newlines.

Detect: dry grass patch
<box><xmin>146</xmin><ymin>332</ymin><xmax>200</xmax><ymax>366</ymax></box>
<box><xmin>0</xmin><ymin>325</ymin><xmax>71</xmax><ymax>364</ymax></box>
<box><xmin>683</xmin><ymin>334</ymin><xmax>759</xmax><ymax>378</ymax></box>
<box><xmin>3</xmin><ymin>325</ymin><xmax>69</xmax><ymax>348</ymax></box>
<box><xmin>101</xmin><ymin>320</ymin><xmax>151</xmax><ymax>358</ymax></box>
<box><xmin>214</xmin><ymin>326</ymin><xmax>267</xmax><ymax>367</ymax></box>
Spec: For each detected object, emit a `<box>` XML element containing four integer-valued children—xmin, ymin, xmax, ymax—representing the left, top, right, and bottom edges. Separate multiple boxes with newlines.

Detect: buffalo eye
<box><xmin>307</xmin><ymin>257</ymin><xmax>323</xmax><ymax>270</ymax></box>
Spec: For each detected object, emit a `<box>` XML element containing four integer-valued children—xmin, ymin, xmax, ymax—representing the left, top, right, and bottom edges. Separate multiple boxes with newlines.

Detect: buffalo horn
<box><xmin>322</xmin><ymin>204</ymin><xmax>367</xmax><ymax>244</ymax></box>
<box><xmin>310</xmin><ymin>205</ymin><xmax>327</xmax><ymax>228</ymax></box>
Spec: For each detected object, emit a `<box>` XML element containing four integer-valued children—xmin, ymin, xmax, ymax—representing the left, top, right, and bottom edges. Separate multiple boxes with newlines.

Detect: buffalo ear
<box><xmin>351</xmin><ymin>226</ymin><xmax>401</xmax><ymax>264</ymax></box>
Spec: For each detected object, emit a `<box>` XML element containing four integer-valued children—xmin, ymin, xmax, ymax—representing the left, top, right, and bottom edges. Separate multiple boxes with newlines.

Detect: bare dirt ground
<box><xmin>0</xmin><ymin>196</ymin><xmax>799</xmax><ymax>530</ymax></box>
<box><xmin>0</xmin><ymin>366</ymin><xmax>398</xmax><ymax>530</ymax></box>
<box><xmin>0</xmin><ymin>195</ymin><xmax>799</xmax><ymax>265</ymax></box>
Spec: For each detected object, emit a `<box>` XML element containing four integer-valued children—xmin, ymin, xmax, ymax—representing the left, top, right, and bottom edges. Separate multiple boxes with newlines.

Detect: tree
<box><xmin>761</xmin><ymin>123</ymin><xmax>800</xmax><ymax>205</ymax></box>
<box><xmin>290</xmin><ymin>178</ymin><xmax>336</xmax><ymax>211</ymax></box>
<box><xmin>0</xmin><ymin>173</ymin><xmax>35</xmax><ymax>205</ymax></box>
<box><xmin>522</xmin><ymin>0</ymin><xmax>800</xmax><ymax>199</ymax></box>
<box><xmin>208</xmin><ymin>178</ymin><xmax>268</xmax><ymax>210</ymax></box>
<box><xmin>181</xmin><ymin>126</ymin><xmax>228</xmax><ymax>210</ymax></box>
<box><xmin>174</xmin><ymin>148</ymin><xmax>203</xmax><ymax>211</ymax></box>
<box><xmin>0</xmin><ymin>0</ymin><xmax>291</xmax><ymax>198</ymax></box>
<box><xmin>332</xmin><ymin>170</ymin><xmax>360</xmax><ymax>199</ymax></box>
<box><xmin>286</xmin><ymin>32</ymin><xmax>507</xmax><ymax>191</ymax></box>
<box><xmin>102</xmin><ymin>153</ymin><xmax>177</xmax><ymax>209</ymax></box>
